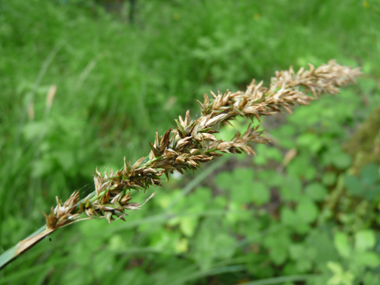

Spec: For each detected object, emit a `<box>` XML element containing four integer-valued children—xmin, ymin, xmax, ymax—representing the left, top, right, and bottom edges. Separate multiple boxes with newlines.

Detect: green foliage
<box><xmin>344</xmin><ymin>164</ymin><xmax>380</xmax><ymax>200</ymax></box>
<box><xmin>1</xmin><ymin>0</ymin><xmax>380</xmax><ymax>284</ymax></box>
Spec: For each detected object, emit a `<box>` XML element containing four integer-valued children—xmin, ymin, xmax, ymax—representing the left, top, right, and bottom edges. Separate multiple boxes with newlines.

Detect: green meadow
<box><xmin>1</xmin><ymin>0</ymin><xmax>380</xmax><ymax>284</ymax></box>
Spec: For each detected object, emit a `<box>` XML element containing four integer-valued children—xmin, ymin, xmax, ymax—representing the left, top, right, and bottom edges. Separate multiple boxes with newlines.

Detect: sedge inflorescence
<box><xmin>43</xmin><ymin>60</ymin><xmax>361</xmax><ymax>229</ymax></box>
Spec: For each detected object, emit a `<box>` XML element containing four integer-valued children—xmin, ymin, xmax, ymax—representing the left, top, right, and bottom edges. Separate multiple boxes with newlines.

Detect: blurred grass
<box><xmin>0</xmin><ymin>0</ymin><xmax>380</xmax><ymax>284</ymax></box>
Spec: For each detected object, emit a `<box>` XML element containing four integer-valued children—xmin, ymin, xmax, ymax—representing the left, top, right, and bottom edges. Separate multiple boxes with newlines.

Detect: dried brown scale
<box><xmin>44</xmin><ymin>60</ymin><xmax>360</xmax><ymax>229</ymax></box>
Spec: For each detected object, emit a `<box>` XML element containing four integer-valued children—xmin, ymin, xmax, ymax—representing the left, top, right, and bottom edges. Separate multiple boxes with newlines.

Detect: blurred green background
<box><xmin>1</xmin><ymin>0</ymin><xmax>380</xmax><ymax>284</ymax></box>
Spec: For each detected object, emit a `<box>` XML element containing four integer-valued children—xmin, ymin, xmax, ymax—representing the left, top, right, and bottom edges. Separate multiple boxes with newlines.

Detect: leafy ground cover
<box><xmin>0</xmin><ymin>0</ymin><xmax>380</xmax><ymax>284</ymax></box>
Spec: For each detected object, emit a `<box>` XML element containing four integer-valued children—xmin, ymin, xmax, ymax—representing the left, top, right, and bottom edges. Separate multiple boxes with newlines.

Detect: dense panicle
<box><xmin>45</xmin><ymin>60</ymin><xmax>360</xmax><ymax>228</ymax></box>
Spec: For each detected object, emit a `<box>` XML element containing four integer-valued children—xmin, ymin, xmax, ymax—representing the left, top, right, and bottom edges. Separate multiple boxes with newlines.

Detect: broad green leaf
<box><xmin>322</xmin><ymin>172</ymin><xmax>337</xmax><ymax>186</ymax></box>
<box><xmin>192</xmin><ymin>186</ymin><xmax>213</xmax><ymax>203</ymax></box>
<box><xmin>306</xmin><ymin>230</ymin><xmax>338</xmax><ymax>266</ymax></box>
<box><xmin>270</xmin><ymin>246</ymin><xmax>288</xmax><ymax>265</ymax></box>
<box><xmin>304</xmin><ymin>183</ymin><xmax>328</xmax><ymax>201</ymax></box>
<box><xmin>254</xmin><ymin>144</ymin><xmax>268</xmax><ymax>165</ymax></box>
<box><xmin>263</xmin><ymin>229</ymin><xmax>291</xmax><ymax>265</ymax></box>
<box><xmin>344</xmin><ymin>174</ymin><xmax>363</xmax><ymax>197</ymax></box>
<box><xmin>327</xmin><ymin>261</ymin><xmax>343</xmax><ymax>275</ymax></box>
<box><xmin>226</xmin><ymin>201</ymin><xmax>250</xmax><ymax>224</ymax></box>
<box><xmin>252</xmin><ymin>182</ymin><xmax>270</xmax><ymax>205</ymax></box>
<box><xmin>271</xmin><ymin>125</ymin><xmax>296</xmax><ymax>149</ymax></box>
<box><xmin>266</xmin><ymin>147</ymin><xmax>283</xmax><ymax>162</ymax></box>
<box><xmin>180</xmin><ymin>217</ymin><xmax>198</xmax><ymax>237</ymax></box>
<box><xmin>334</xmin><ymin>232</ymin><xmax>351</xmax><ymax>258</ymax></box>
<box><xmin>215</xmin><ymin>172</ymin><xmax>235</xmax><ymax>190</ymax></box>
<box><xmin>230</xmin><ymin>182</ymin><xmax>253</xmax><ymax>204</ymax></box>
<box><xmin>354</xmin><ymin>230</ymin><xmax>376</xmax><ymax>251</ymax></box>
<box><xmin>297</xmin><ymin>133</ymin><xmax>323</xmax><ymax>153</ymax></box>
<box><xmin>363</xmin><ymin>272</ymin><xmax>380</xmax><ymax>285</ymax></box>
<box><xmin>212</xmin><ymin>195</ymin><xmax>227</xmax><ymax>208</ymax></box>
<box><xmin>149</xmin><ymin>229</ymin><xmax>181</xmax><ymax>252</ymax></box>
<box><xmin>156</xmin><ymin>192</ymin><xmax>178</xmax><ymax>209</ymax></box>
<box><xmin>332</xmin><ymin>151</ymin><xmax>352</xmax><ymax>170</ymax></box>
<box><xmin>287</xmin><ymin>155</ymin><xmax>317</xmax><ymax>181</ymax></box>
<box><xmin>281</xmin><ymin>207</ymin><xmax>298</xmax><ymax>226</ymax></box>
<box><xmin>289</xmin><ymin>244</ymin><xmax>304</xmax><ymax>259</ymax></box>
<box><xmin>354</xmin><ymin>251</ymin><xmax>380</xmax><ymax>268</ymax></box>
<box><xmin>296</xmin><ymin>259</ymin><xmax>313</xmax><ymax>272</ymax></box>
<box><xmin>327</xmin><ymin>261</ymin><xmax>354</xmax><ymax>285</ymax></box>
<box><xmin>296</xmin><ymin>198</ymin><xmax>319</xmax><ymax>224</ymax></box>
<box><xmin>257</xmin><ymin>170</ymin><xmax>285</xmax><ymax>187</ymax></box>
<box><xmin>360</xmin><ymin>163</ymin><xmax>380</xmax><ymax>185</ymax></box>
<box><xmin>280</xmin><ymin>175</ymin><xmax>302</xmax><ymax>202</ymax></box>
<box><xmin>215</xmin><ymin>168</ymin><xmax>254</xmax><ymax>200</ymax></box>
<box><xmin>364</xmin><ymin>184</ymin><xmax>380</xmax><ymax>200</ymax></box>
<box><xmin>233</xmin><ymin>168</ymin><xmax>255</xmax><ymax>183</ymax></box>
<box><xmin>190</xmin><ymin>218</ymin><xmax>235</xmax><ymax>270</ymax></box>
<box><xmin>175</xmin><ymin>238</ymin><xmax>189</xmax><ymax>253</ymax></box>
<box><xmin>289</xmin><ymin>242</ymin><xmax>317</xmax><ymax>272</ymax></box>
<box><xmin>253</xmin><ymin>153</ymin><xmax>267</xmax><ymax>165</ymax></box>
<box><xmin>281</xmin><ymin>206</ymin><xmax>310</xmax><ymax>233</ymax></box>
